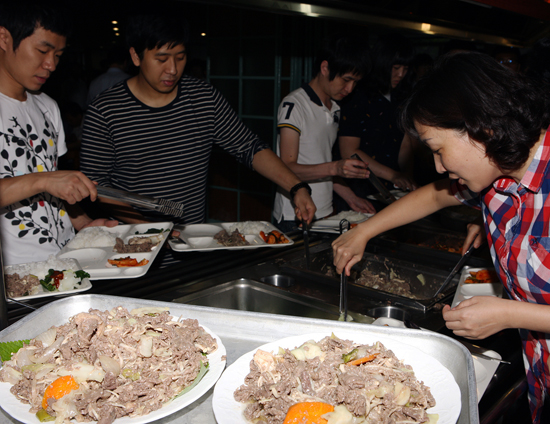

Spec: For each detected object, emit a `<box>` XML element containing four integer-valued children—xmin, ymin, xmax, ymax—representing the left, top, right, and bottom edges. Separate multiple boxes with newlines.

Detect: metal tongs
<box><xmin>434</xmin><ymin>234</ymin><xmax>478</xmax><ymax>297</ymax></box>
<box><xmin>97</xmin><ymin>186</ymin><xmax>185</xmax><ymax>218</ymax></box>
<box><xmin>339</xmin><ymin>219</ymin><xmax>351</xmax><ymax>321</ymax></box>
<box><xmin>351</xmin><ymin>153</ymin><xmax>397</xmax><ymax>204</ymax></box>
<box><xmin>302</xmin><ymin>219</ymin><xmax>310</xmax><ymax>269</ymax></box>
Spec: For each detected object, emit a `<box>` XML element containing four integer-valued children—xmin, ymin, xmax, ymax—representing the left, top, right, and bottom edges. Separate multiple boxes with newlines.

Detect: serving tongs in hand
<box><xmin>434</xmin><ymin>234</ymin><xmax>478</xmax><ymax>297</ymax></box>
<box><xmin>339</xmin><ymin>219</ymin><xmax>351</xmax><ymax>321</ymax></box>
<box><xmin>97</xmin><ymin>186</ymin><xmax>185</xmax><ymax>218</ymax></box>
<box><xmin>351</xmin><ymin>153</ymin><xmax>396</xmax><ymax>204</ymax></box>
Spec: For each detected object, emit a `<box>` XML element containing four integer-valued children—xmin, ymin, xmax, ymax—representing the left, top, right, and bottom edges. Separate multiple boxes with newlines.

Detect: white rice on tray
<box><xmin>67</xmin><ymin>226</ymin><xmax>117</xmax><ymax>249</ymax></box>
<box><xmin>227</xmin><ymin>221</ymin><xmax>271</xmax><ymax>235</ymax></box>
<box><xmin>4</xmin><ymin>256</ymin><xmax>82</xmax><ymax>291</ymax></box>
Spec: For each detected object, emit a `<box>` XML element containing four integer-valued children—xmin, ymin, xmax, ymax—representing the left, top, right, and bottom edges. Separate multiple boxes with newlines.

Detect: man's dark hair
<box><xmin>400</xmin><ymin>51</ymin><xmax>550</xmax><ymax>172</ymax></box>
<box><xmin>0</xmin><ymin>0</ymin><xmax>72</xmax><ymax>50</ymax></box>
<box><xmin>313</xmin><ymin>35</ymin><xmax>370</xmax><ymax>80</ymax></box>
<box><xmin>126</xmin><ymin>13</ymin><xmax>189</xmax><ymax>58</ymax></box>
<box><xmin>365</xmin><ymin>33</ymin><xmax>414</xmax><ymax>95</ymax></box>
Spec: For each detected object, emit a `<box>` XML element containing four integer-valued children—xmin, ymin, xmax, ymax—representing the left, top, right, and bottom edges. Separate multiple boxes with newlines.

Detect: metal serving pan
<box><xmin>280</xmin><ymin>242</ymin><xmax>459</xmax><ymax>312</ymax></box>
<box><xmin>371</xmin><ymin>225</ymin><xmax>492</xmax><ymax>270</ymax></box>
<box><xmin>0</xmin><ymin>294</ymin><xmax>478</xmax><ymax>424</ymax></box>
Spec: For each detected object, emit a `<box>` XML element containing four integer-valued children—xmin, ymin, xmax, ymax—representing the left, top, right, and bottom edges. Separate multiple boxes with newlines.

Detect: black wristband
<box><xmin>289</xmin><ymin>182</ymin><xmax>312</xmax><ymax>201</ymax></box>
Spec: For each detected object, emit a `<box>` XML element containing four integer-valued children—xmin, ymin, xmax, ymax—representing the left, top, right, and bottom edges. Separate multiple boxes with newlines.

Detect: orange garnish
<box><xmin>346</xmin><ymin>352</ymin><xmax>379</xmax><ymax>366</ymax></box>
<box><xmin>108</xmin><ymin>257</ymin><xmax>149</xmax><ymax>267</ymax></box>
<box><xmin>42</xmin><ymin>375</ymin><xmax>79</xmax><ymax>409</ymax></box>
<box><xmin>283</xmin><ymin>402</ymin><xmax>334</xmax><ymax>424</ymax></box>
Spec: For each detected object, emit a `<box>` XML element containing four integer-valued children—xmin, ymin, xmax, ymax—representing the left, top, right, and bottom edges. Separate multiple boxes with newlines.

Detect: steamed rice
<box><xmin>67</xmin><ymin>227</ymin><xmax>117</xmax><ymax>249</ymax></box>
<box><xmin>4</xmin><ymin>255</ymin><xmax>81</xmax><ymax>280</ymax></box>
<box><xmin>227</xmin><ymin>221</ymin><xmax>271</xmax><ymax>235</ymax></box>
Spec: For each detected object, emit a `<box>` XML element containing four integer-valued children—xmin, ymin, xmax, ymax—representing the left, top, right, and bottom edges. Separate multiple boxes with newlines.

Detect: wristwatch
<box><xmin>289</xmin><ymin>182</ymin><xmax>312</xmax><ymax>201</ymax></box>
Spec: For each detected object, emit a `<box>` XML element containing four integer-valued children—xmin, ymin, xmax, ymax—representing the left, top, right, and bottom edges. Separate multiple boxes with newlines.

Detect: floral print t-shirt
<box><xmin>0</xmin><ymin>91</ymin><xmax>74</xmax><ymax>265</ymax></box>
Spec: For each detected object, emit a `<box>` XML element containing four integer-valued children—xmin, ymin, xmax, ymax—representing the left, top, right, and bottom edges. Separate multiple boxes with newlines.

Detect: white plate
<box><xmin>0</xmin><ymin>323</ymin><xmax>226</xmax><ymax>424</ymax></box>
<box><xmin>310</xmin><ymin>212</ymin><xmax>373</xmax><ymax>234</ymax></box>
<box><xmin>5</xmin><ymin>258</ymin><xmax>92</xmax><ymax>301</ymax></box>
<box><xmin>56</xmin><ymin>222</ymin><xmax>173</xmax><ymax>280</ymax></box>
<box><xmin>169</xmin><ymin>221</ymin><xmax>294</xmax><ymax>252</ymax></box>
<box><xmin>212</xmin><ymin>332</ymin><xmax>461</xmax><ymax>424</ymax></box>
<box><xmin>451</xmin><ymin>267</ymin><xmax>503</xmax><ymax>308</ymax></box>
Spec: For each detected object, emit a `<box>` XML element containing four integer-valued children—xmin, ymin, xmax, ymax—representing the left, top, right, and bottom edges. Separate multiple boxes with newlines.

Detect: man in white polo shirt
<box><xmin>273</xmin><ymin>35</ymin><xmax>375</xmax><ymax>232</ymax></box>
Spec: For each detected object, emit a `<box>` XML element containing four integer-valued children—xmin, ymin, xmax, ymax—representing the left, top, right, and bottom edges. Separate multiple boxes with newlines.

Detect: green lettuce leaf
<box><xmin>0</xmin><ymin>340</ymin><xmax>31</xmax><ymax>361</ymax></box>
<box><xmin>173</xmin><ymin>361</ymin><xmax>209</xmax><ymax>399</ymax></box>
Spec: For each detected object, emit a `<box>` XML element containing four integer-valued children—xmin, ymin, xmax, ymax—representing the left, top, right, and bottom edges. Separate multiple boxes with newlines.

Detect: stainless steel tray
<box><xmin>281</xmin><ymin>243</ymin><xmax>459</xmax><ymax>312</ymax></box>
<box><xmin>0</xmin><ymin>294</ymin><xmax>478</xmax><ymax>424</ymax></box>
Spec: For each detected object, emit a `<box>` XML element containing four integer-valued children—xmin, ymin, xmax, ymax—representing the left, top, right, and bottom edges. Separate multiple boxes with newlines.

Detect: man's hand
<box><xmin>347</xmin><ymin>195</ymin><xmax>376</xmax><ymax>214</ymax></box>
<box><xmin>334</xmin><ymin>159</ymin><xmax>369</xmax><ymax>179</ymax></box>
<box><xmin>293</xmin><ymin>187</ymin><xmax>316</xmax><ymax>224</ymax></box>
<box><xmin>41</xmin><ymin>171</ymin><xmax>98</xmax><ymax>204</ymax></box>
<box><xmin>0</xmin><ymin>171</ymin><xmax>99</xmax><ymax>208</ymax></box>
<box><xmin>391</xmin><ymin>172</ymin><xmax>417</xmax><ymax>192</ymax></box>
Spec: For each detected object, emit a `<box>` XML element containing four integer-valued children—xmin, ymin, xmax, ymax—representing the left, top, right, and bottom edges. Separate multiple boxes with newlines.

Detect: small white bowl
<box><xmin>460</xmin><ymin>282</ymin><xmax>503</xmax><ymax>298</ymax></box>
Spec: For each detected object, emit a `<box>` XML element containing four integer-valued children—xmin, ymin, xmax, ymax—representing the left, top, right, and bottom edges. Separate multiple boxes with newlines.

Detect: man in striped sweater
<box><xmin>80</xmin><ymin>13</ymin><xmax>316</xmax><ymax>232</ymax></box>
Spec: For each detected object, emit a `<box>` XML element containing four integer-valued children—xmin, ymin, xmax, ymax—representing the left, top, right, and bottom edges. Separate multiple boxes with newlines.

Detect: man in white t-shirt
<box><xmin>273</xmin><ymin>36</ymin><xmax>376</xmax><ymax>232</ymax></box>
<box><xmin>0</xmin><ymin>1</ymin><xmax>116</xmax><ymax>264</ymax></box>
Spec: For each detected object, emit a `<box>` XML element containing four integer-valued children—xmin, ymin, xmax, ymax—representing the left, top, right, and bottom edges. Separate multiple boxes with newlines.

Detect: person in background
<box><xmin>0</xmin><ymin>0</ymin><xmax>116</xmax><ymax>265</ymax></box>
<box><xmin>493</xmin><ymin>45</ymin><xmax>521</xmax><ymax>73</ymax></box>
<box><xmin>272</xmin><ymin>35</ymin><xmax>375</xmax><ymax>232</ymax></box>
<box><xmin>335</xmin><ymin>33</ymin><xmax>417</xmax><ymax>211</ymax></box>
<box><xmin>333</xmin><ymin>52</ymin><xmax>550</xmax><ymax>423</ymax></box>
<box><xmin>80</xmin><ymin>12</ymin><xmax>316</xmax><ymax>244</ymax></box>
<box><xmin>86</xmin><ymin>44</ymin><xmax>130</xmax><ymax>107</ymax></box>
<box><xmin>410</xmin><ymin>52</ymin><xmax>434</xmax><ymax>85</ymax></box>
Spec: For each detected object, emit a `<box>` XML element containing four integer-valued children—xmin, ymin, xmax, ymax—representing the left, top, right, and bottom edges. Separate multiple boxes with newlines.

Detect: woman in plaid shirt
<box><xmin>333</xmin><ymin>51</ymin><xmax>550</xmax><ymax>422</ymax></box>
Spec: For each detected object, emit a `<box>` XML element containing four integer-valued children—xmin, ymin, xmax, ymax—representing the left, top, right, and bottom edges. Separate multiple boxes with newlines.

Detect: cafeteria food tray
<box><xmin>451</xmin><ymin>266</ymin><xmax>503</xmax><ymax>308</ymax></box>
<box><xmin>169</xmin><ymin>221</ymin><xmax>293</xmax><ymax>252</ymax></box>
<box><xmin>4</xmin><ymin>258</ymin><xmax>92</xmax><ymax>301</ymax></box>
<box><xmin>56</xmin><ymin>222</ymin><xmax>173</xmax><ymax>280</ymax></box>
<box><xmin>0</xmin><ymin>294</ymin><xmax>479</xmax><ymax>424</ymax></box>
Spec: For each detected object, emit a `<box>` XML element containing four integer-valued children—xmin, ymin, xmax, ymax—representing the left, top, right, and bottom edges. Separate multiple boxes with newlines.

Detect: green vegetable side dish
<box><xmin>0</xmin><ymin>340</ymin><xmax>31</xmax><ymax>362</ymax></box>
<box><xmin>39</xmin><ymin>269</ymin><xmax>91</xmax><ymax>292</ymax></box>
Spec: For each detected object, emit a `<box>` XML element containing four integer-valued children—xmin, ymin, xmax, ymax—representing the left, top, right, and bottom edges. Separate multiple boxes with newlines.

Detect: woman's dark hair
<box><xmin>0</xmin><ymin>0</ymin><xmax>72</xmax><ymax>50</ymax></box>
<box><xmin>364</xmin><ymin>33</ymin><xmax>414</xmax><ymax>95</ymax></box>
<box><xmin>126</xmin><ymin>13</ymin><xmax>189</xmax><ymax>58</ymax></box>
<box><xmin>313</xmin><ymin>34</ymin><xmax>371</xmax><ymax>80</ymax></box>
<box><xmin>400</xmin><ymin>51</ymin><xmax>550</xmax><ymax>172</ymax></box>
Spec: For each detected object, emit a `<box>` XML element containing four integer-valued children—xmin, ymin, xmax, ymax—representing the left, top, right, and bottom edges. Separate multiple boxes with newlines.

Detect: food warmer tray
<box><xmin>280</xmin><ymin>242</ymin><xmax>459</xmax><ymax>312</ymax></box>
<box><xmin>370</xmin><ymin>225</ymin><xmax>493</xmax><ymax>270</ymax></box>
<box><xmin>0</xmin><ymin>294</ymin><xmax>478</xmax><ymax>424</ymax></box>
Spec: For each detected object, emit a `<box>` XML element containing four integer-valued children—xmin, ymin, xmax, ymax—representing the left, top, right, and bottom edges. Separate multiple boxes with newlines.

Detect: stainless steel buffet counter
<box><xmin>0</xmin><ymin>294</ymin><xmax>477</xmax><ymax>424</ymax></box>
<box><xmin>1</xmin><ymin>223</ymin><xmax>527</xmax><ymax>424</ymax></box>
